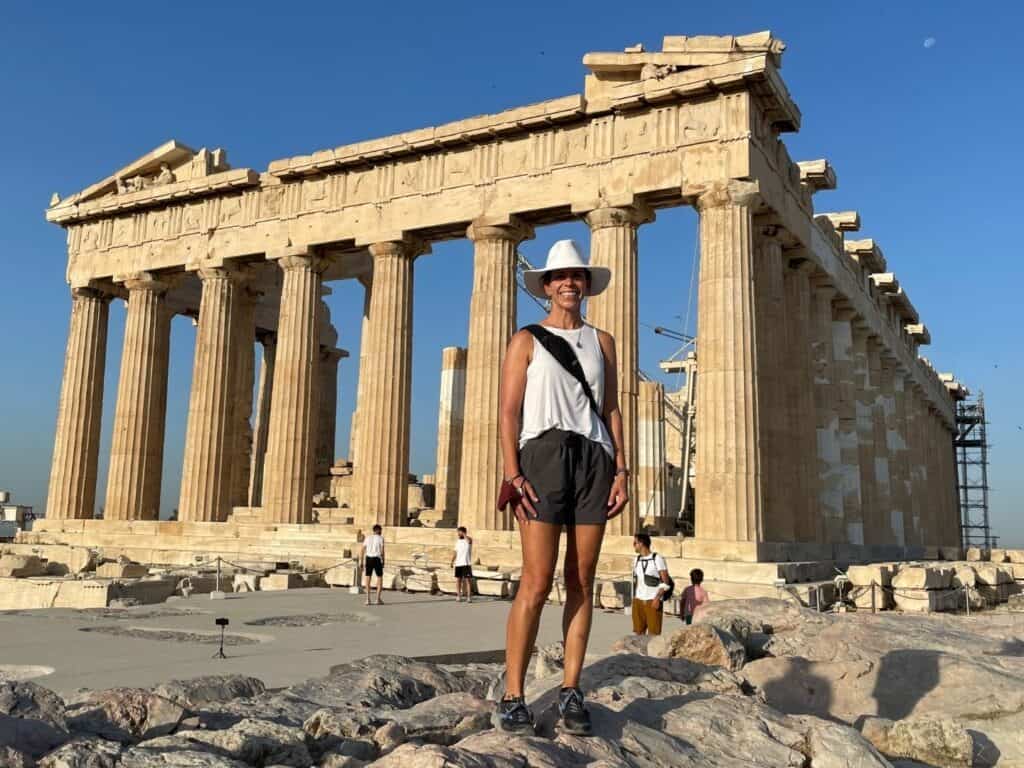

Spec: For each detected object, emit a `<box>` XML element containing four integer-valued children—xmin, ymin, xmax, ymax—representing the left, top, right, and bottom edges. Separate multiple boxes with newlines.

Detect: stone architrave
<box><xmin>351</xmin><ymin>239</ymin><xmax>421</xmax><ymax>527</ymax></box>
<box><xmin>248</xmin><ymin>332</ymin><xmax>276</xmax><ymax>507</ymax></box>
<box><xmin>230</xmin><ymin>284</ymin><xmax>259</xmax><ymax>509</ymax></box>
<box><xmin>348</xmin><ymin>275</ymin><xmax>372</xmax><ymax>466</ymax></box>
<box><xmin>261</xmin><ymin>252</ymin><xmax>327</xmax><ymax>524</ymax></box>
<box><xmin>584</xmin><ymin>204</ymin><xmax>654</xmax><ymax>537</ymax></box>
<box><xmin>783</xmin><ymin>258</ymin><xmax>820</xmax><ymax>543</ymax></box>
<box><xmin>104</xmin><ymin>273</ymin><xmax>172</xmax><ymax>521</ymax></box>
<box><xmin>435</xmin><ymin>346</ymin><xmax>467</xmax><ymax>522</ymax></box>
<box><xmin>458</xmin><ymin>219</ymin><xmax>532</xmax><ymax>531</ymax></box>
<box><xmin>636</xmin><ymin>379</ymin><xmax>667</xmax><ymax>523</ymax></box>
<box><xmin>693</xmin><ymin>180</ymin><xmax>764</xmax><ymax>543</ymax></box>
<box><xmin>831</xmin><ymin>302</ymin><xmax>863</xmax><ymax>545</ymax></box>
<box><xmin>46</xmin><ymin>287</ymin><xmax>111</xmax><ymax>520</ymax></box>
<box><xmin>316</xmin><ymin>346</ymin><xmax>346</xmax><ymax>488</ymax></box>
<box><xmin>851</xmin><ymin>320</ymin><xmax>878</xmax><ymax>544</ymax></box>
<box><xmin>178</xmin><ymin>266</ymin><xmax>246</xmax><ymax>523</ymax></box>
<box><xmin>809</xmin><ymin>277</ymin><xmax>844</xmax><ymax>542</ymax></box>
<box><xmin>753</xmin><ymin>227</ymin><xmax>792</xmax><ymax>542</ymax></box>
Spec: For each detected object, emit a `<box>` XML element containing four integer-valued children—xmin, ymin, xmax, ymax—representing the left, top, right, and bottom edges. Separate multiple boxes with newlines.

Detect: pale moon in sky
<box><xmin>924</xmin><ymin>37</ymin><xmax>937</xmax><ymax>49</ymax></box>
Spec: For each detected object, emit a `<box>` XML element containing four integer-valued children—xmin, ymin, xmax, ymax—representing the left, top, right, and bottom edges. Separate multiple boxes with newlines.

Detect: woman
<box><xmin>494</xmin><ymin>239</ymin><xmax>629</xmax><ymax>736</ymax></box>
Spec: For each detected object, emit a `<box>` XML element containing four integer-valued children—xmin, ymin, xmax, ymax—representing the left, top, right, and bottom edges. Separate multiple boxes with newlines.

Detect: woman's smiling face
<box><xmin>544</xmin><ymin>268</ymin><xmax>589</xmax><ymax>310</ymax></box>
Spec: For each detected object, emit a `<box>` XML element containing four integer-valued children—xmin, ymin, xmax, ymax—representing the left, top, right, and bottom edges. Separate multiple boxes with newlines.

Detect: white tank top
<box><xmin>518</xmin><ymin>324</ymin><xmax>614</xmax><ymax>457</ymax></box>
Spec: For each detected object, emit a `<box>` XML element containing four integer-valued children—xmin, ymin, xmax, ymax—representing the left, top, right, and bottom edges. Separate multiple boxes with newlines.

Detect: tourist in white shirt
<box><xmin>450</xmin><ymin>526</ymin><xmax>474</xmax><ymax>603</ymax></box>
<box><xmin>360</xmin><ymin>524</ymin><xmax>386</xmax><ymax>606</ymax></box>
<box><xmin>632</xmin><ymin>533</ymin><xmax>671</xmax><ymax>635</ymax></box>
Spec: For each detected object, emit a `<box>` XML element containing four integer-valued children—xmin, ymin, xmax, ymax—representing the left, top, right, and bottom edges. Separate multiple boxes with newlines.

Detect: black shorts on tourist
<box><xmin>454</xmin><ymin>565</ymin><xmax>473</xmax><ymax>578</ymax></box>
<box><xmin>519</xmin><ymin>428</ymin><xmax>614</xmax><ymax>526</ymax></box>
<box><xmin>364</xmin><ymin>556</ymin><xmax>383</xmax><ymax>577</ymax></box>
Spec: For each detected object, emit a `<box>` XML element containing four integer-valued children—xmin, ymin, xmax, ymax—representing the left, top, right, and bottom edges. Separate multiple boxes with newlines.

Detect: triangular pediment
<box><xmin>56</xmin><ymin>140</ymin><xmax>231</xmax><ymax>207</ymax></box>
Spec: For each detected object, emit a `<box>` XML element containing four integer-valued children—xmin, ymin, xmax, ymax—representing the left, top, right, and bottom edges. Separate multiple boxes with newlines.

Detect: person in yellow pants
<box><xmin>631</xmin><ymin>533</ymin><xmax>671</xmax><ymax>635</ymax></box>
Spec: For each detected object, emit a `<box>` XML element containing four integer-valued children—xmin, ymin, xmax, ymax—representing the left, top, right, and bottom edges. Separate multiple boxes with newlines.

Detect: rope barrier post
<box><xmin>871</xmin><ymin>581</ymin><xmax>876</xmax><ymax>614</ymax></box>
<box><xmin>210</xmin><ymin>555</ymin><xmax>226</xmax><ymax>600</ymax></box>
<box><xmin>965</xmin><ymin>584</ymin><xmax>971</xmax><ymax>617</ymax></box>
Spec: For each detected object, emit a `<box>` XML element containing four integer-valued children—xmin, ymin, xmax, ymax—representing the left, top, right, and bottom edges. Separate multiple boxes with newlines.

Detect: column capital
<box><xmin>810</xmin><ymin>274</ymin><xmax>836</xmax><ymax>295</ymax></box>
<box><xmin>320</xmin><ymin>346</ymin><xmax>348</xmax><ymax>364</ymax></box>
<box><xmin>119</xmin><ymin>271</ymin><xmax>172</xmax><ymax>295</ymax></box>
<box><xmin>196</xmin><ymin>263</ymin><xmax>252</xmax><ymax>284</ymax></box>
<box><xmin>70</xmin><ymin>285</ymin><xmax>113</xmax><ymax>303</ymax></box>
<box><xmin>275</xmin><ymin>252</ymin><xmax>331</xmax><ymax>273</ymax></box>
<box><xmin>466</xmin><ymin>217</ymin><xmax>534</xmax><ymax>244</ymax></box>
<box><xmin>693</xmin><ymin>179</ymin><xmax>760</xmax><ymax>212</ymax></box>
<box><xmin>785</xmin><ymin>254</ymin><xmax>817</xmax><ymax>274</ymax></box>
<box><xmin>369</xmin><ymin>237</ymin><xmax>429</xmax><ymax>260</ymax></box>
<box><xmin>583</xmin><ymin>203</ymin><xmax>655</xmax><ymax>230</ymax></box>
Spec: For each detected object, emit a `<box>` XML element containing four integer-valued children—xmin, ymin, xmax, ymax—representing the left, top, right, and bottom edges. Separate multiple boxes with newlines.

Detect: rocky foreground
<box><xmin>2</xmin><ymin>598</ymin><xmax>1023</xmax><ymax>767</ymax></box>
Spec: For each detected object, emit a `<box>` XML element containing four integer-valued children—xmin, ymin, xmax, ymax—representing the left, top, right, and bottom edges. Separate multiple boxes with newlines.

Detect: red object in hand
<box><xmin>496</xmin><ymin>479</ymin><xmax>523</xmax><ymax>512</ymax></box>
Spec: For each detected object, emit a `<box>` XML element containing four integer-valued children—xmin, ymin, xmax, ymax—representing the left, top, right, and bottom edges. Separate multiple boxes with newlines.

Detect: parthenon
<box><xmin>33</xmin><ymin>31</ymin><xmax>965</xmax><ymax>570</ymax></box>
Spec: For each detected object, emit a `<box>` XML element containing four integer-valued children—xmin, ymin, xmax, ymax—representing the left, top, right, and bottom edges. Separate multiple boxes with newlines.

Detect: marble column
<box><xmin>458</xmin><ymin>220</ymin><xmax>531</xmax><ymax>531</ymax></box>
<box><xmin>831</xmin><ymin>303</ymin><xmax>863</xmax><ymax>545</ymax></box>
<box><xmin>886</xmin><ymin>358</ymin><xmax>911</xmax><ymax>546</ymax></box>
<box><xmin>261</xmin><ymin>253</ymin><xmax>326</xmax><ymax>524</ymax></box>
<box><xmin>693</xmin><ymin>181</ymin><xmax>764</xmax><ymax>543</ymax></box>
<box><xmin>866</xmin><ymin>337</ymin><xmax>894</xmax><ymax>544</ymax></box>
<box><xmin>230</xmin><ymin>285</ymin><xmax>259</xmax><ymax>509</ymax></box>
<box><xmin>178</xmin><ymin>267</ymin><xmax>247</xmax><ymax>522</ymax></box>
<box><xmin>348</xmin><ymin>275</ymin><xmax>372</xmax><ymax>465</ymax></box>
<box><xmin>248</xmin><ymin>332</ymin><xmax>276</xmax><ymax>507</ymax></box>
<box><xmin>809</xmin><ymin>278</ymin><xmax>844</xmax><ymax>543</ymax></box>
<box><xmin>104</xmin><ymin>274</ymin><xmax>172</xmax><ymax>521</ymax></box>
<box><xmin>753</xmin><ymin>228</ymin><xmax>792</xmax><ymax>542</ymax></box>
<box><xmin>351</xmin><ymin>240</ymin><xmax>419</xmax><ymax>527</ymax></box>
<box><xmin>435</xmin><ymin>346</ymin><xmax>467</xmax><ymax>522</ymax></box>
<box><xmin>636</xmin><ymin>379</ymin><xmax>667</xmax><ymax>524</ymax></box>
<box><xmin>584</xmin><ymin>204</ymin><xmax>654</xmax><ymax>537</ymax></box>
<box><xmin>904</xmin><ymin>381</ymin><xmax>924</xmax><ymax>544</ymax></box>
<box><xmin>46</xmin><ymin>287</ymin><xmax>111</xmax><ymax>520</ymax></box>
<box><xmin>909</xmin><ymin>383</ymin><xmax>930</xmax><ymax>544</ymax></box>
<box><xmin>317</xmin><ymin>346</ymin><xmax>346</xmax><ymax>485</ymax></box>
<box><xmin>783</xmin><ymin>259</ymin><xmax>820</xmax><ymax>543</ymax></box>
<box><xmin>851</xmin><ymin>321</ymin><xmax>878</xmax><ymax>545</ymax></box>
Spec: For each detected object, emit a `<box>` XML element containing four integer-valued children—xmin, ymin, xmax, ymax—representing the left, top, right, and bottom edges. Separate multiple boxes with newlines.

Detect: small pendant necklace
<box><xmin>572</xmin><ymin>324</ymin><xmax>584</xmax><ymax>348</ymax></box>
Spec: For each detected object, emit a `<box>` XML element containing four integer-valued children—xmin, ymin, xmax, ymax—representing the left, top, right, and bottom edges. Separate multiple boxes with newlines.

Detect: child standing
<box><xmin>681</xmin><ymin>568</ymin><xmax>709</xmax><ymax>625</ymax></box>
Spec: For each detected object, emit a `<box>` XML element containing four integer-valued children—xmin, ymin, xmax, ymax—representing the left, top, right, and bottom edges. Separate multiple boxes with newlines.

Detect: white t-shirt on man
<box><xmin>363</xmin><ymin>534</ymin><xmax>384</xmax><ymax>558</ymax></box>
<box><xmin>454</xmin><ymin>537</ymin><xmax>472</xmax><ymax>567</ymax></box>
<box><xmin>633</xmin><ymin>553</ymin><xmax>669</xmax><ymax>601</ymax></box>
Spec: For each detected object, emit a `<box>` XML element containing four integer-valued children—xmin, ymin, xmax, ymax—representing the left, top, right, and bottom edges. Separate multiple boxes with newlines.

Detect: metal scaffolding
<box><xmin>956</xmin><ymin>391</ymin><xmax>994</xmax><ymax>548</ymax></box>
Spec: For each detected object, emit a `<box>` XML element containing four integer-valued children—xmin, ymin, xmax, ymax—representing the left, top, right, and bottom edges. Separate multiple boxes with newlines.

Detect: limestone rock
<box><xmin>0</xmin><ymin>744</ymin><xmax>35</xmax><ymax>768</ymax></box>
<box><xmin>319</xmin><ymin>755</ymin><xmax>366</xmax><ymax>768</ymax></box>
<box><xmin>972</xmin><ymin>562</ymin><xmax>1012</xmax><ymax>586</ymax></box>
<box><xmin>0</xmin><ymin>555</ymin><xmax>46</xmax><ymax>578</ymax></box>
<box><xmin>847</xmin><ymin>564</ymin><xmax>893</xmax><ymax>586</ymax></box>
<box><xmin>66</xmin><ymin>688</ymin><xmax>185</xmax><ymax>745</ymax></box>
<box><xmin>530</xmin><ymin>642</ymin><xmax>564</xmax><ymax>680</ymax></box>
<box><xmin>891</xmin><ymin>566</ymin><xmax>953</xmax><ymax>590</ymax></box>
<box><xmin>116</xmin><ymin>747</ymin><xmax>249</xmax><ymax>767</ymax></box>
<box><xmin>798</xmin><ymin>716</ymin><xmax>892</xmax><ymax>768</ymax></box>
<box><xmin>892</xmin><ymin>588</ymin><xmax>957</xmax><ymax>613</ymax></box>
<box><xmin>378</xmin><ymin>692</ymin><xmax>490</xmax><ymax>746</ymax></box>
<box><xmin>37</xmin><ymin>736</ymin><xmax>122</xmax><ymax>767</ymax></box>
<box><xmin>403</xmin><ymin>572</ymin><xmax>437</xmax><ymax>594</ymax></box>
<box><xmin>1006</xmin><ymin>549</ymin><xmax>1024</xmax><ymax>564</ymax></box>
<box><xmin>137</xmin><ymin>718</ymin><xmax>312</xmax><ymax>767</ymax></box>
<box><xmin>610</xmin><ymin>634</ymin><xmax>651</xmax><ymax>655</ymax></box>
<box><xmin>472</xmin><ymin>579</ymin><xmax>506</xmax><ymax>598</ymax></box>
<box><xmin>1008</xmin><ymin>593</ymin><xmax>1024</xmax><ymax>612</ymax></box>
<box><xmin>324</xmin><ymin>564</ymin><xmax>360</xmax><ymax>588</ymax></box>
<box><xmin>94</xmin><ymin>562</ymin><xmax>148</xmax><ymax>579</ymax></box>
<box><xmin>262</xmin><ymin>573</ymin><xmax>305</xmax><ymax>591</ymax></box>
<box><xmin>860</xmin><ymin>716</ymin><xmax>973</xmax><ymax>768</ymax></box>
<box><xmin>597</xmin><ymin>580</ymin><xmax>630</xmax><ymax>609</ymax></box>
<box><xmin>153</xmin><ymin>675</ymin><xmax>266</xmax><ymax>709</ymax></box>
<box><xmin>372</xmin><ymin>721</ymin><xmax>405</xmax><ymax>753</ymax></box>
<box><xmin>648</xmin><ymin>625</ymin><xmax>746</xmax><ymax>670</ymax></box>
<box><xmin>0</xmin><ymin>680</ymin><xmax>69</xmax><ymax>757</ymax></box>
<box><xmin>965</xmin><ymin>547</ymin><xmax>988</xmax><ymax>562</ymax></box>
<box><xmin>232</xmin><ymin>573</ymin><xmax>261</xmax><ymax>592</ymax></box>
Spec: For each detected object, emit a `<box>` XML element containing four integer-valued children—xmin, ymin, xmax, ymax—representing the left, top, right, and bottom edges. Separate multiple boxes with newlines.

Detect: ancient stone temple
<box><xmin>34</xmin><ymin>32</ymin><xmax>964</xmax><ymax>571</ymax></box>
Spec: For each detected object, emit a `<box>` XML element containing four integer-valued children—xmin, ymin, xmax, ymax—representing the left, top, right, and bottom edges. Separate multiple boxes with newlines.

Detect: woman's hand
<box><xmin>513</xmin><ymin>477</ymin><xmax>540</xmax><ymax>525</ymax></box>
<box><xmin>606</xmin><ymin>473</ymin><xmax>628</xmax><ymax>519</ymax></box>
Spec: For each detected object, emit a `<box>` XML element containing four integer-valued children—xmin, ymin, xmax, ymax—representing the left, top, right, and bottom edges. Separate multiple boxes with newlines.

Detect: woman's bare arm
<box><xmin>499</xmin><ymin>330</ymin><xmax>539</xmax><ymax>521</ymax></box>
<box><xmin>597</xmin><ymin>330</ymin><xmax>629</xmax><ymax>518</ymax></box>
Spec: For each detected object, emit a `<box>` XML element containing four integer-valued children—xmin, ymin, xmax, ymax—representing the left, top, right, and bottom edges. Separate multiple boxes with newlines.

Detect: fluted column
<box><xmin>348</xmin><ymin>276</ymin><xmax>372</xmax><ymax>465</ymax></box>
<box><xmin>884</xmin><ymin>356</ymin><xmax>909</xmax><ymax>546</ymax></box>
<box><xmin>832</xmin><ymin>303</ymin><xmax>863</xmax><ymax>545</ymax></box>
<box><xmin>783</xmin><ymin>259</ymin><xmax>820</xmax><ymax>543</ymax></box>
<box><xmin>248</xmin><ymin>332</ymin><xmax>276</xmax><ymax>507</ymax></box>
<box><xmin>46</xmin><ymin>287</ymin><xmax>111</xmax><ymax>520</ymax></box>
<box><xmin>261</xmin><ymin>253</ymin><xmax>326</xmax><ymax>524</ymax></box>
<box><xmin>693</xmin><ymin>180</ymin><xmax>763</xmax><ymax>543</ymax></box>
<box><xmin>458</xmin><ymin>220</ymin><xmax>532</xmax><ymax>531</ymax></box>
<box><xmin>585</xmin><ymin>204</ymin><xmax>654</xmax><ymax>537</ymax></box>
<box><xmin>317</xmin><ymin>346</ymin><xmax>346</xmax><ymax>485</ymax></box>
<box><xmin>865</xmin><ymin>337</ymin><xmax>892</xmax><ymax>544</ymax></box>
<box><xmin>905</xmin><ymin>381</ymin><xmax>925</xmax><ymax>544</ymax></box>
<box><xmin>636</xmin><ymin>379</ymin><xmax>667</xmax><ymax>524</ymax></box>
<box><xmin>352</xmin><ymin>240</ymin><xmax>420</xmax><ymax>527</ymax></box>
<box><xmin>851</xmin><ymin>321</ymin><xmax>878</xmax><ymax>545</ymax></box>
<box><xmin>104</xmin><ymin>274</ymin><xmax>172</xmax><ymax>521</ymax></box>
<box><xmin>810</xmin><ymin>278</ymin><xmax>844</xmax><ymax>543</ymax></box>
<box><xmin>230</xmin><ymin>285</ymin><xmax>259</xmax><ymax>508</ymax></box>
<box><xmin>874</xmin><ymin>351</ymin><xmax>899</xmax><ymax>544</ymax></box>
<box><xmin>435</xmin><ymin>346</ymin><xmax>467</xmax><ymax>522</ymax></box>
<box><xmin>753</xmin><ymin>228</ymin><xmax>792</xmax><ymax>542</ymax></box>
<box><xmin>178</xmin><ymin>266</ymin><xmax>245</xmax><ymax>523</ymax></box>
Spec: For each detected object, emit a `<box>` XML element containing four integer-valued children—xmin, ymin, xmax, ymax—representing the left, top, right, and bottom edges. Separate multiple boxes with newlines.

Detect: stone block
<box><xmin>893</xmin><ymin>588</ymin><xmax>958</xmax><ymax>613</ymax></box>
<box><xmin>990</xmin><ymin>548</ymin><xmax>1009</xmax><ymax>563</ymax></box>
<box><xmin>972</xmin><ymin>563</ymin><xmax>1013</xmax><ymax>586</ymax></box>
<box><xmin>1006</xmin><ymin>549</ymin><xmax>1024</xmax><ymax>564</ymax></box>
<box><xmin>0</xmin><ymin>555</ymin><xmax>46</xmax><ymax>578</ymax></box>
<box><xmin>597</xmin><ymin>581</ymin><xmax>631</xmax><ymax>610</ymax></box>
<box><xmin>324</xmin><ymin>563</ymin><xmax>360</xmax><ymax>587</ymax></box>
<box><xmin>850</xmin><ymin>582</ymin><xmax>892</xmax><ymax>611</ymax></box>
<box><xmin>380</xmin><ymin>567</ymin><xmax>405</xmax><ymax>591</ymax></box>
<box><xmin>262</xmin><ymin>573</ymin><xmax>305</xmax><ymax>591</ymax></box>
<box><xmin>114</xmin><ymin>577</ymin><xmax>177</xmax><ymax>605</ymax></box>
<box><xmin>435</xmin><ymin>573</ymin><xmax>460</xmax><ymax>595</ymax></box>
<box><xmin>233</xmin><ymin>574</ymin><xmax>261</xmax><ymax>592</ymax></box>
<box><xmin>95</xmin><ymin>561</ymin><xmax>148</xmax><ymax>579</ymax></box>
<box><xmin>965</xmin><ymin>547</ymin><xmax>989</xmax><ymax>562</ymax></box>
<box><xmin>1010</xmin><ymin>563</ymin><xmax>1024</xmax><ymax>581</ymax></box>
<box><xmin>891</xmin><ymin>566</ymin><xmax>953</xmax><ymax>590</ymax></box>
<box><xmin>952</xmin><ymin>566</ymin><xmax>976</xmax><ymax>588</ymax></box>
<box><xmin>1008</xmin><ymin>594</ymin><xmax>1024</xmax><ymax>612</ymax></box>
<box><xmin>474</xmin><ymin>579</ymin><xmax>508</xmax><ymax>598</ymax></box>
<box><xmin>404</xmin><ymin>571</ymin><xmax>437</xmax><ymax>593</ymax></box>
<box><xmin>846</xmin><ymin>564</ymin><xmax>893</xmax><ymax>587</ymax></box>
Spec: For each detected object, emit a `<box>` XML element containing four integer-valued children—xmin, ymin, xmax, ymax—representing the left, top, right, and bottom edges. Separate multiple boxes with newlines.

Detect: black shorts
<box><xmin>519</xmin><ymin>428</ymin><xmax>615</xmax><ymax>526</ymax></box>
<box><xmin>454</xmin><ymin>565</ymin><xmax>473</xmax><ymax>578</ymax></box>
<box><xmin>364</xmin><ymin>557</ymin><xmax>383</xmax><ymax>577</ymax></box>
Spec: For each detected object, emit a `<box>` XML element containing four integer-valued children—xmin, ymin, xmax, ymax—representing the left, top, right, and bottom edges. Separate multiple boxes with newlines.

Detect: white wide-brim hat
<box><xmin>522</xmin><ymin>239</ymin><xmax>611</xmax><ymax>299</ymax></box>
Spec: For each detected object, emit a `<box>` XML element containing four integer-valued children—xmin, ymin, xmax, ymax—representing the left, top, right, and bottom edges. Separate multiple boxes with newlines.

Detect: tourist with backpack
<box><xmin>631</xmin><ymin>532</ymin><xmax>673</xmax><ymax>635</ymax></box>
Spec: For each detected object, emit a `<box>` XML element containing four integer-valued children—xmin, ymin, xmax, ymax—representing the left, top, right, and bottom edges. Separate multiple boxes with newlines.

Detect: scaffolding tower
<box><xmin>956</xmin><ymin>391</ymin><xmax>994</xmax><ymax>548</ymax></box>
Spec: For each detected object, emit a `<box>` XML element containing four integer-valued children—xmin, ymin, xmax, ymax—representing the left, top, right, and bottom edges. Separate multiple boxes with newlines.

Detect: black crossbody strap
<box><xmin>524</xmin><ymin>324</ymin><xmax>604</xmax><ymax>422</ymax></box>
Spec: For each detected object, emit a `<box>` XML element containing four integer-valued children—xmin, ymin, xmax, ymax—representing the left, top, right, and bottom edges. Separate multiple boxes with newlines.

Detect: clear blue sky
<box><xmin>2</xmin><ymin>2</ymin><xmax>1021</xmax><ymax>545</ymax></box>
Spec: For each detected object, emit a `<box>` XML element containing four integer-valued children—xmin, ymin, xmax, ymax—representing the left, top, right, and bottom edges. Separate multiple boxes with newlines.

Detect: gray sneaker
<box><xmin>557</xmin><ymin>687</ymin><xmax>592</xmax><ymax>736</ymax></box>
<box><xmin>492</xmin><ymin>696</ymin><xmax>535</xmax><ymax>735</ymax></box>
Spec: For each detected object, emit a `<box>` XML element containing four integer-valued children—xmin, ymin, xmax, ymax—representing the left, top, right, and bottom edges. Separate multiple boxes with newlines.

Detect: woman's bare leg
<box><xmin>504</xmin><ymin>521</ymin><xmax>561</xmax><ymax>697</ymax></box>
<box><xmin>561</xmin><ymin>523</ymin><xmax>606</xmax><ymax>690</ymax></box>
